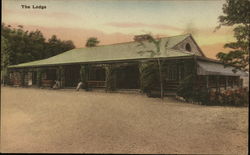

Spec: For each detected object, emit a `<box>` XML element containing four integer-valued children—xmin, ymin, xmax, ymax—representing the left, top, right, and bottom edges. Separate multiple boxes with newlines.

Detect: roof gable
<box><xmin>172</xmin><ymin>35</ymin><xmax>206</xmax><ymax>57</ymax></box>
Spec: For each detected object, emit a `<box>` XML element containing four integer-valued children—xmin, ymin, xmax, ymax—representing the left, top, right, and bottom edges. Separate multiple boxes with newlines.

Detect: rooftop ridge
<box><xmin>73</xmin><ymin>33</ymin><xmax>191</xmax><ymax>50</ymax></box>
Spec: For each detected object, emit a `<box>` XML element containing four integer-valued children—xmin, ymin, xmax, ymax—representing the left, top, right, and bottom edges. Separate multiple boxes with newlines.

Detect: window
<box><xmin>185</xmin><ymin>43</ymin><xmax>191</xmax><ymax>52</ymax></box>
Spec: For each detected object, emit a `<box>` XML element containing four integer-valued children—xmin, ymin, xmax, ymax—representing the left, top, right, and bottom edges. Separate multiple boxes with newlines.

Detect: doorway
<box><xmin>64</xmin><ymin>65</ymin><xmax>80</xmax><ymax>87</ymax></box>
<box><xmin>116</xmin><ymin>64</ymin><xmax>140</xmax><ymax>89</ymax></box>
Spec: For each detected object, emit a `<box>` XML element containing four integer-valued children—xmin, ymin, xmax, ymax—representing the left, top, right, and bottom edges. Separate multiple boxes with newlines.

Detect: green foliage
<box><xmin>136</xmin><ymin>35</ymin><xmax>166</xmax><ymax>98</ymax></box>
<box><xmin>208</xmin><ymin>88</ymin><xmax>249</xmax><ymax>106</ymax></box>
<box><xmin>177</xmin><ymin>75</ymin><xmax>249</xmax><ymax>106</ymax></box>
<box><xmin>216</xmin><ymin>0</ymin><xmax>250</xmax><ymax>71</ymax></box>
<box><xmin>137</xmin><ymin>36</ymin><xmax>161</xmax><ymax>57</ymax></box>
<box><xmin>177</xmin><ymin>74</ymin><xmax>197</xmax><ymax>101</ymax></box>
<box><xmin>218</xmin><ymin>0</ymin><xmax>250</xmax><ymax>26</ymax></box>
<box><xmin>1</xmin><ymin>36</ymin><xmax>11</xmax><ymax>83</ymax></box>
<box><xmin>45</xmin><ymin>35</ymin><xmax>75</xmax><ymax>57</ymax></box>
<box><xmin>85</xmin><ymin>37</ymin><xmax>100</xmax><ymax>47</ymax></box>
<box><xmin>105</xmin><ymin>64</ymin><xmax>116</xmax><ymax>91</ymax></box>
<box><xmin>1</xmin><ymin>23</ymin><xmax>75</xmax><ymax>65</ymax></box>
<box><xmin>1</xmin><ymin>36</ymin><xmax>11</xmax><ymax>68</ymax></box>
<box><xmin>139</xmin><ymin>61</ymin><xmax>160</xmax><ymax>93</ymax></box>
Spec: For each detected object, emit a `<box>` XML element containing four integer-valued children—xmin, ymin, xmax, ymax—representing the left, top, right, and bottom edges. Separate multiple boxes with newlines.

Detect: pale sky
<box><xmin>2</xmin><ymin>0</ymin><xmax>235</xmax><ymax>58</ymax></box>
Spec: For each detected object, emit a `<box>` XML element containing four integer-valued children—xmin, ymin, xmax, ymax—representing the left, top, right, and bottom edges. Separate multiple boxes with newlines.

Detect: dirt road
<box><xmin>1</xmin><ymin>87</ymin><xmax>248</xmax><ymax>154</ymax></box>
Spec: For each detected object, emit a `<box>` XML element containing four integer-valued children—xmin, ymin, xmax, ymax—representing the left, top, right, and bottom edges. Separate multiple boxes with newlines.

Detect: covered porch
<box><xmin>196</xmin><ymin>60</ymin><xmax>247</xmax><ymax>91</ymax></box>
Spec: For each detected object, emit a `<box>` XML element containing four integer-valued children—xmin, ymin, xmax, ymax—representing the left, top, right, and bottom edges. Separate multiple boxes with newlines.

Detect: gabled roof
<box><xmin>173</xmin><ymin>35</ymin><xmax>206</xmax><ymax>57</ymax></box>
<box><xmin>8</xmin><ymin>34</ymin><xmax>194</xmax><ymax>68</ymax></box>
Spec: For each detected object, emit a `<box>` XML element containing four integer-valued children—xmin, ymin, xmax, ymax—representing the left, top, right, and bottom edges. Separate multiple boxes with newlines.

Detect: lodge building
<box><xmin>7</xmin><ymin>34</ymin><xmax>247</xmax><ymax>96</ymax></box>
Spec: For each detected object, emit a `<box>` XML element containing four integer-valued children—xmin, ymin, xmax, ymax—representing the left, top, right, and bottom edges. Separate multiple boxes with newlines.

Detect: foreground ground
<box><xmin>1</xmin><ymin>87</ymin><xmax>248</xmax><ymax>154</ymax></box>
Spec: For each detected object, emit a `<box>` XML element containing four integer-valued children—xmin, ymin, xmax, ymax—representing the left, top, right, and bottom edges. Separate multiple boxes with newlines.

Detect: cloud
<box><xmin>200</xmin><ymin>43</ymin><xmax>230</xmax><ymax>59</ymax></box>
<box><xmin>2</xmin><ymin>8</ymin><xmax>83</xmax><ymax>23</ymax></box>
<box><xmin>106</xmin><ymin>22</ymin><xmax>184</xmax><ymax>31</ymax></box>
<box><xmin>197</xmin><ymin>26</ymin><xmax>234</xmax><ymax>36</ymax></box>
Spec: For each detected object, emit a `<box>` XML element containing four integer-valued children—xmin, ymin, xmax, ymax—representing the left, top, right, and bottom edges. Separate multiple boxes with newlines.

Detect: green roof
<box><xmin>9</xmin><ymin>34</ymin><xmax>194</xmax><ymax>68</ymax></box>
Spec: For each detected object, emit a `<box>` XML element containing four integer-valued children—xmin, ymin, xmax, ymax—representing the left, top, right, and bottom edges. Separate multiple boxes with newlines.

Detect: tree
<box><xmin>45</xmin><ymin>35</ymin><xmax>75</xmax><ymax>58</ymax></box>
<box><xmin>215</xmin><ymin>0</ymin><xmax>250</xmax><ymax>71</ymax></box>
<box><xmin>1</xmin><ymin>36</ymin><xmax>11</xmax><ymax>84</ymax></box>
<box><xmin>85</xmin><ymin>37</ymin><xmax>100</xmax><ymax>47</ymax></box>
<box><xmin>1</xmin><ymin>36</ymin><xmax>10</xmax><ymax>68</ymax></box>
<box><xmin>136</xmin><ymin>34</ymin><xmax>166</xmax><ymax>99</ymax></box>
<box><xmin>1</xmin><ymin>23</ymin><xmax>75</xmax><ymax>65</ymax></box>
<box><xmin>1</xmin><ymin>23</ymin><xmax>47</xmax><ymax>64</ymax></box>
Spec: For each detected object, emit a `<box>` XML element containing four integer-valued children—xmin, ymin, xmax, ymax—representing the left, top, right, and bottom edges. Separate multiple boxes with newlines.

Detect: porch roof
<box><xmin>197</xmin><ymin>60</ymin><xmax>248</xmax><ymax>77</ymax></box>
<box><xmin>8</xmin><ymin>34</ymin><xmax>193</xmax><ymax>68</ymax></box>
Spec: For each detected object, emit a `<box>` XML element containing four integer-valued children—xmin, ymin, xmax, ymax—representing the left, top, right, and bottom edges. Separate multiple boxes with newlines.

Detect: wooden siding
<box><xmin>173</xmin><ymin>36</ymin><xmax>203</xmax><ymax>56</ymax></box>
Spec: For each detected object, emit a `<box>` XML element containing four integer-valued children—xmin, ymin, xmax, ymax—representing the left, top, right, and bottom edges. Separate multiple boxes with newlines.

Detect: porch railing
<box><xmin>41</xmin><ymin>80</ymin><xmax>54</xmax><ymax>87</ymax></box>
<box><xmin>87</xmin><ymin>81</ymin><xmax>106</xmax><ymax>88</ymax></box>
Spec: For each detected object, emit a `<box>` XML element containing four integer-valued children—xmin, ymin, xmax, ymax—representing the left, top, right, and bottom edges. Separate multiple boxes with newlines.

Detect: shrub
<box><xmin>177</xmin><ymin>74</ymin><xmax>197</xmax><ymax>102</ymax></box>
<box><xmin>105</xmin><ymin>64</ymin><xmax>116</xmax><ymax>92</ymax></box>
<box><xmin>139</xmin><ymin>61</ymin><xmax>160</xmax><ymax>94</ymax></box>
<box><xmin>177</xmin><ymin>75</ymin><xmax>249</xmax><ymax>106</ymax></box>
<box><xmin>205</xmin><ymin>88</ymin><xmax>248</xmax><ymax>106</ymax></box>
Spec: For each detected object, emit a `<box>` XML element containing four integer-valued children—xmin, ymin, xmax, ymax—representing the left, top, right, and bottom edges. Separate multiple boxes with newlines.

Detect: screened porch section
<box><xmin>64</xmin><ymin>65</ymin><xmax>81</xmax><ymax>87</ymax></box>
<box><xmin>116</xmin><ymin>64</ymin><xmax>140</xmax><ymax>89</ymax></box>
<box><xmin>41</xmin><ymin>69</ymin><xmax>57</xmax><ymax>87</ymax></box>
<box><xmin>87</xmin><ymin>67</ymin><xmax>106</xmax><ymax>88</ymax></box>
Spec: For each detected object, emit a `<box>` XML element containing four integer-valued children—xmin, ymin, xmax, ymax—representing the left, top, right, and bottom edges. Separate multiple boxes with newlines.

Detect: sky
<box><xmin>2</xmin><ymin>0</ymin><xmax>235</xmax><ymax>59</ymax></box>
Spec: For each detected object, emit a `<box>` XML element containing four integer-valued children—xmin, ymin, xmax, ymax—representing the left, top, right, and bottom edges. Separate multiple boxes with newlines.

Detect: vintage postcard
<box><xmin>1</xmin><ymin>0</ymin><xmax>249</xmax><ymax>154</ymax></box>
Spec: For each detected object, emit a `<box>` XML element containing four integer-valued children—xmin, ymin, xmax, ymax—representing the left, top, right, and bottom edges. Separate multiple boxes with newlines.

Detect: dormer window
<box><xmin>185</xmin><ymin>43</ymin><xmax>191</xmax><ymax>52</ymax></box>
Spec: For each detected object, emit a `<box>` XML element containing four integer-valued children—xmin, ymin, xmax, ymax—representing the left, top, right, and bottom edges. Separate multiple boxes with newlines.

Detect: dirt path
<box><xmin>1</xmin><ymin>87</ymin><xmax>248</xmax><ymax>154</ymax></box>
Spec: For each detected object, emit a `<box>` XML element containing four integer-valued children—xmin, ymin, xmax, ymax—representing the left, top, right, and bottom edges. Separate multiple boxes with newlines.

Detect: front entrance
<box><xmin>65</xmin><ymin>65</ymin><xmax>80</xmax><ymax>87</ymax></box>
<box><xmin>88</xmin><ymin>66</ymin><xmax>106</xmax><ymax>88</ymax></box>
<box><xmin>116</xmin><ymin>64</ymin><xmax>140</xmax><ymax>89</ymax></box>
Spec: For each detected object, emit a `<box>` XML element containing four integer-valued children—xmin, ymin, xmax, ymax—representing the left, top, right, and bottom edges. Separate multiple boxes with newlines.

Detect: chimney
<box><xmin>133</xmin><ymin>34</ymin><xmax>153</xmax><ymax>42</ymax></box>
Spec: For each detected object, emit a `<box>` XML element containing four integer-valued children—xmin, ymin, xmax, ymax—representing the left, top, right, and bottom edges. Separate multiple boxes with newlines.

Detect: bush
<box><xmin>177</xmin><ymin>74</ymin><xmax>197</xmax><ymax>102</ymax></box>
<box><xmin>139</xmin><ymin>61</ymin><xmax>160</xmax><ymax>94</ymax></box>
<box><xmin>192</xmin><ymin>88</ymin><xmax>248</xmax><ymax>106</ymax></box>
<box><xmin>105</xmin><ymin>64</ymin><xmax>116</xmax><ymax>92</ymax></box>
<box><xmin>177</xmin><ymin>75</ymin><xmax>249</xmax><ymax>106</ymax></box>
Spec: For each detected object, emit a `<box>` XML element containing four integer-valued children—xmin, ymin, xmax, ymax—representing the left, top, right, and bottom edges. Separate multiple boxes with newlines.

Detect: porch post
<box><xmin>105</xmin><ymin>64</ymin><xmax>109</xmax><ymax>92</ymax></box>
<box><xmin>20</xmin><ymin>70</ymin><xmax>25</xmax><ymax>87</ymax></box>
<box><xmin>206</xmin><ymin>76</ymin><xmax>209</xmax><ymax>89</ymax></box>
<box><xmin>59</xmin><ymin>66</ymin><xmax>65</xmax><ymax>88</ymax></box>
<box><xmin>86</xmin><ymin>64</ymin><xmax>90</xmax><ymax>90</ymax></box>
<box><xmin>240</xmin><ymin>78</ymin><xmax>243</xmax><ymax>88</ymax></box>
<box><xmin>225</xmin><ymin>76</ymin><xmax>228</xmax><ymax>90</ymax></box>
<box><xmin>237</xmin><ymin>77</ymin><xmax>240</xmax><ymax>87</ymax></box>
<box><xmin>216</xmin><ymin>76</ymin><xmax>220</xmax><ymax>92</ymax></box>
<box><xmin>105</xmin><ymin>64</ymin><xmax>112</xmax><ymax>92</ymax></box>
<box><xmin>138</xmin><ymin>62</ymin><xmax>144</xmax><ymax>93</ymax></box>
<box><xmin>232</xmin><ymin>77</ymin><xmax>234</xmax><ymax>88</ymax></box>
<box><xmin>80</xmin><ymin>65</ymin><xmax>88</xmax><ymax>90</ymax></box>
<box><xmin>36</xmin><ymin>68</ymin><xmax>42</xmax><ymax>87</ymax></box>
<box><xmin>193</xmin><ymin>56</ymin><xmax>198</xmax><ymax>90</ymax></box>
